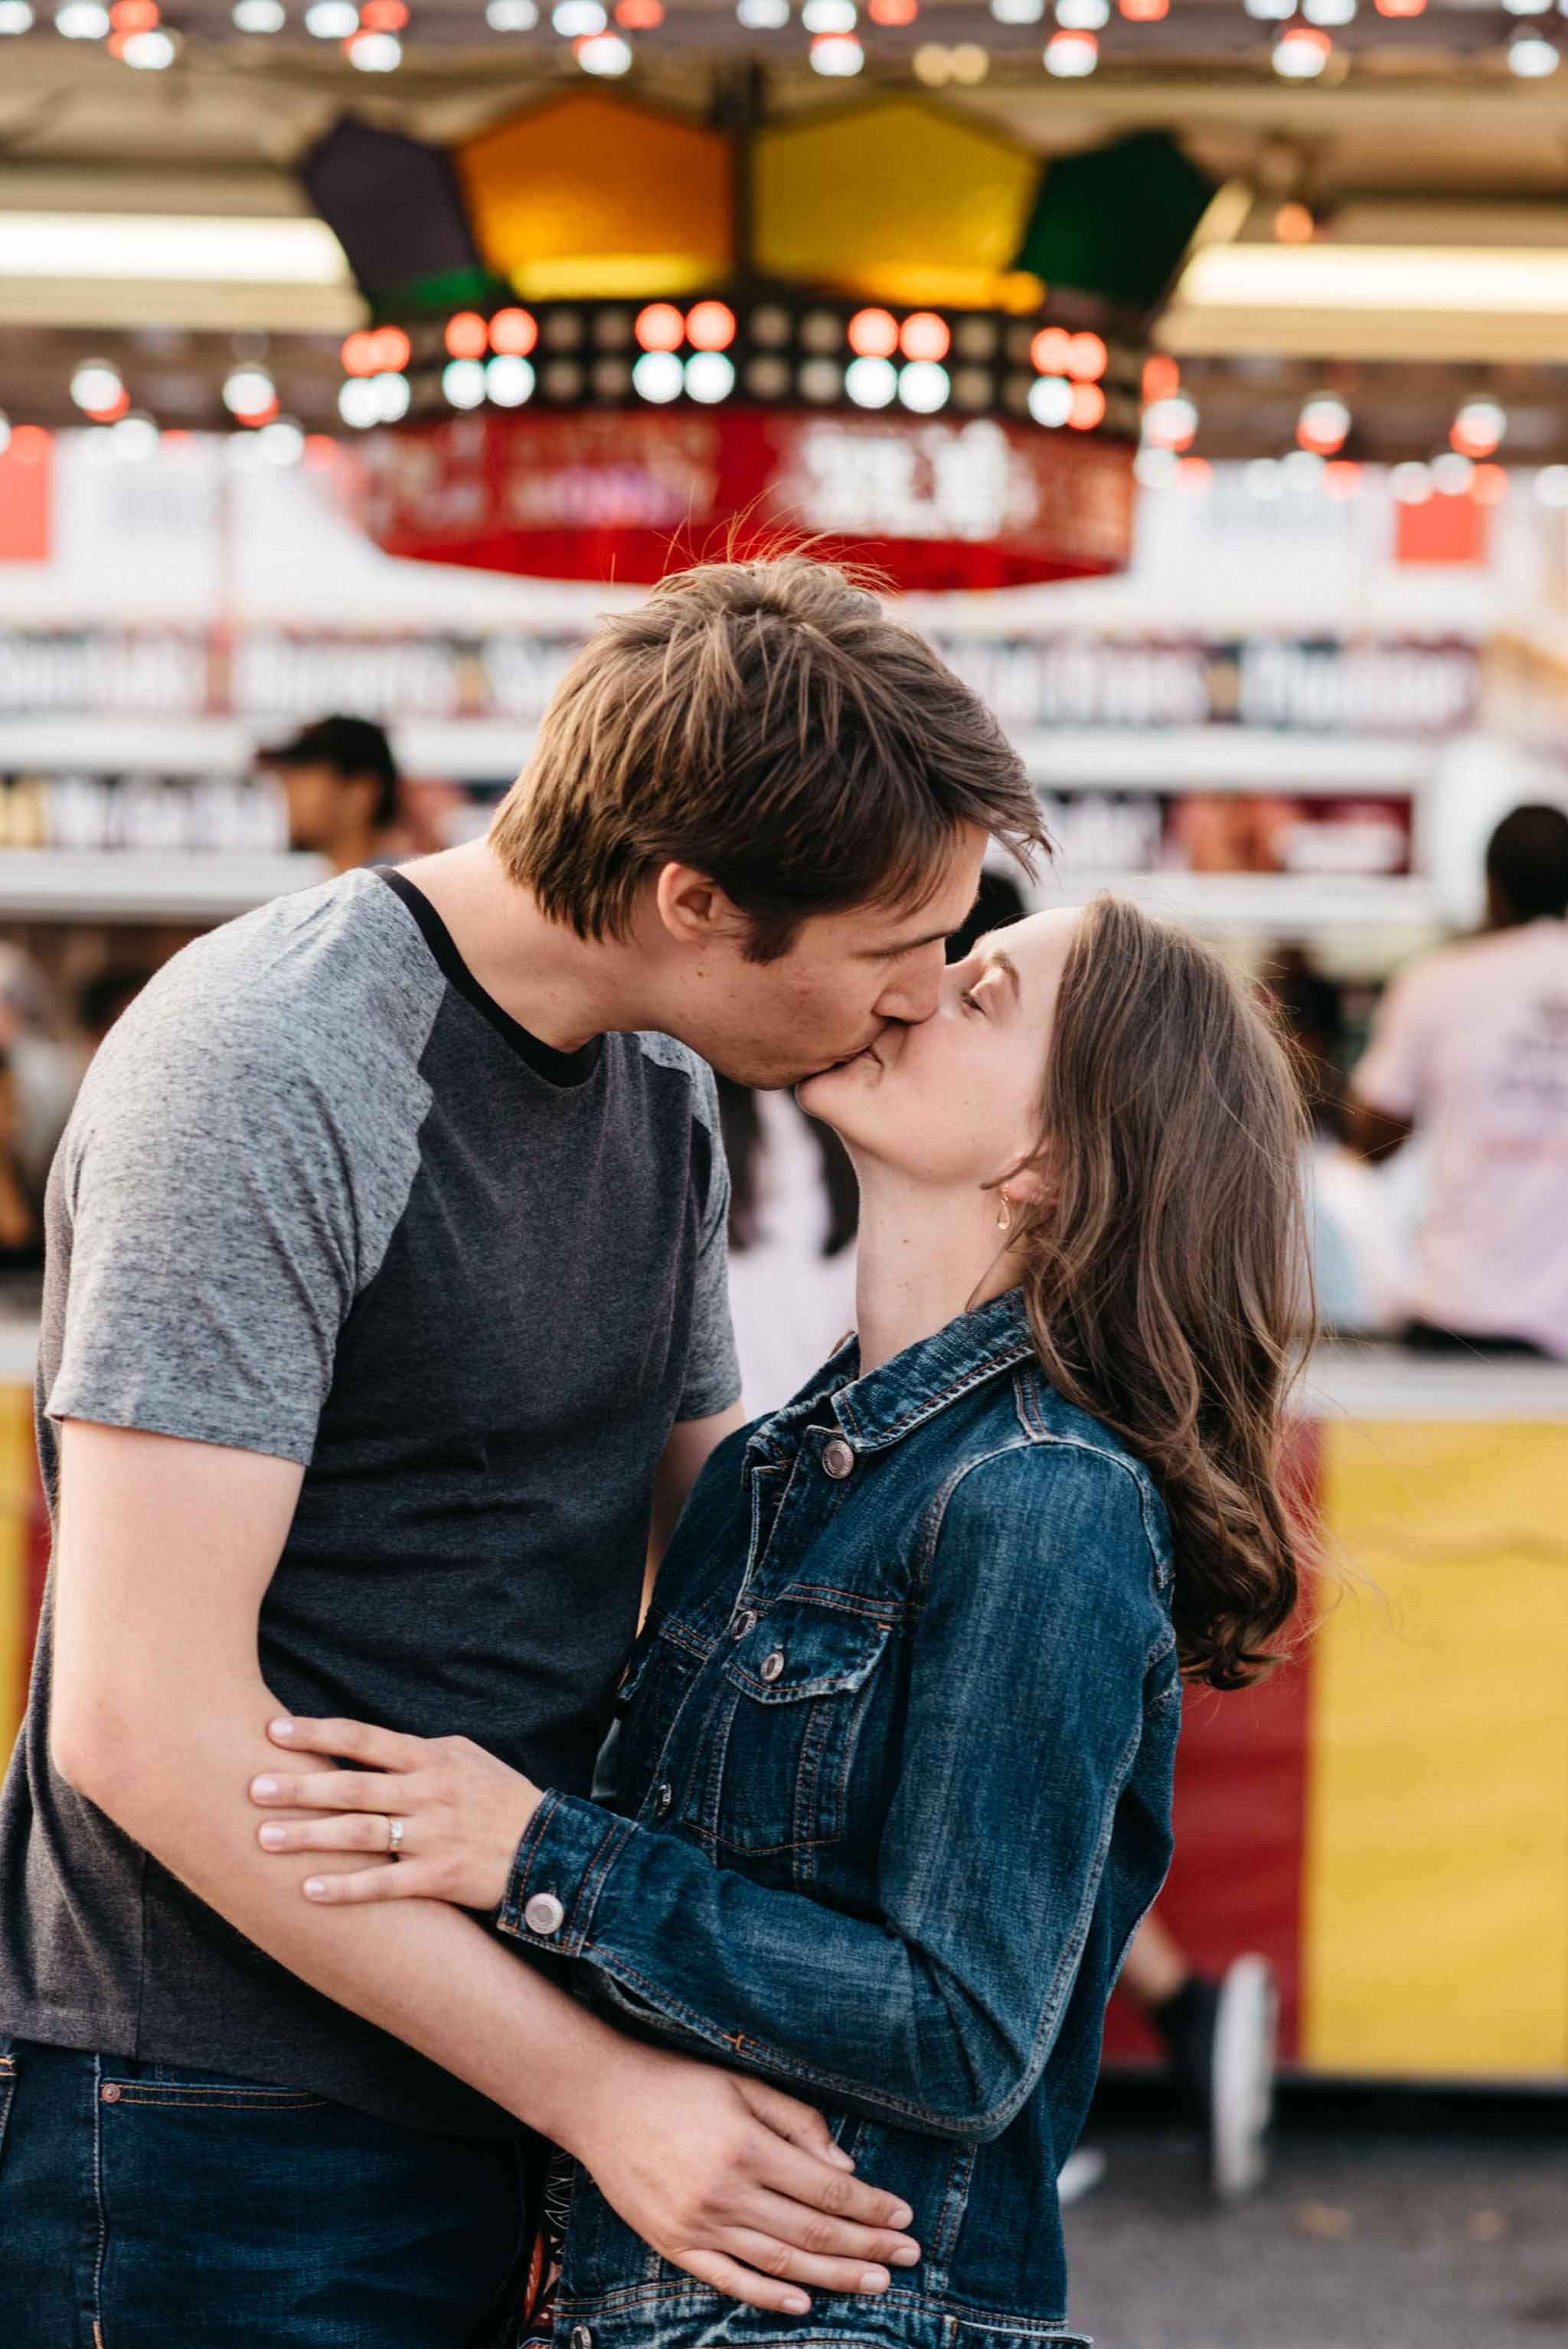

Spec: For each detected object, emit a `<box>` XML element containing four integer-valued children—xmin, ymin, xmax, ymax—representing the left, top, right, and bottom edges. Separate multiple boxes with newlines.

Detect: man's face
<box><xmin>682</xmin><ymin>824</ymin><xmax>990</xmax><ymax>1087</ymax></box>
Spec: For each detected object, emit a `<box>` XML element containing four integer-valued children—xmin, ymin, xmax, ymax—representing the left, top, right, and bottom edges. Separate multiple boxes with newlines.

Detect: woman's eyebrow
<box><xmin>983</xmin><ymin>949</ymin><xmax>1022</xmax><ymax>1005</ymax></box>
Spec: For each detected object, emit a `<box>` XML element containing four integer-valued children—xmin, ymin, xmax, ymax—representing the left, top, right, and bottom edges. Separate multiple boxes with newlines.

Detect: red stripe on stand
<box><xmin>1100</xmin><ymin>1419</ymin><xmax>1318</xmax><ymax>2068</ymax></box>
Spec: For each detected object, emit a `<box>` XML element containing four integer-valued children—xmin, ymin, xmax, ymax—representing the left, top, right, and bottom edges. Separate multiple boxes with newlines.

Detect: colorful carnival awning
<box><xmin>305</xmin><ymin>99</ymin><xmax>1214</xmax><ymax>589</ymax></box>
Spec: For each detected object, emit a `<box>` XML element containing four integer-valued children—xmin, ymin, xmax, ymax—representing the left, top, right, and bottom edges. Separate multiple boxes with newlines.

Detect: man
<box><xmin>1</xmin><ymin>557</ymin><xmax>1046</xmax><ymax>2342</ymax></box>
<box><xmin>262</xmin><ymin>711</ymin><xmax>404</xmax><ymax>871</ymax></box>
<box><xmin>1349</xmin><ymin>801</ymin><xmax>1568</xmax><ymax>1357</ymax></box>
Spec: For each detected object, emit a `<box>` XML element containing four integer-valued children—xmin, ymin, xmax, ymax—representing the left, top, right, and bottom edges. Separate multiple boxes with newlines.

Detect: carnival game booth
<box><xmin>4</xmin><ymin>1330</ymin><xmax>1566</xmax><ymax>2089</ymax></box>
<box><xmin>1104</xmin><ymin>1345</ymin><xmax>1568</xmax><ymax>2089</ymax></box>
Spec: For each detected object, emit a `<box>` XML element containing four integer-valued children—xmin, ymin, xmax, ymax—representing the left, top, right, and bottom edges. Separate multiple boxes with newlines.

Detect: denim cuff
<box><xmin>494</xmin><ymin>1791</ymin><xmax>637</xmax><ymax>1960</ymax></box>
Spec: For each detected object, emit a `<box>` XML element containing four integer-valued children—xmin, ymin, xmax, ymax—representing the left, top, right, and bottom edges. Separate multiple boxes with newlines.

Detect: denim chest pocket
<box><xmin>691</xmin><ymin>1606</ymin><xmax>893</xmax><ymax>1883</ymax></box>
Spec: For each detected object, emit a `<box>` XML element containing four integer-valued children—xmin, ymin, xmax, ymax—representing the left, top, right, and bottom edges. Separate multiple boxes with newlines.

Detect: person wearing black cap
<box><xmin>260</xmin><ymin>714</ymin><xmax>403</xmax><ymax>874</ymax></box>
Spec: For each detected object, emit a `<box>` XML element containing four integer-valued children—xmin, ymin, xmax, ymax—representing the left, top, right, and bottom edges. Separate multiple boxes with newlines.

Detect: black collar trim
<box><xmin>379</xmin><ymin>869</ymin><xmax>603</xmax><ymax>1090</ymax></box>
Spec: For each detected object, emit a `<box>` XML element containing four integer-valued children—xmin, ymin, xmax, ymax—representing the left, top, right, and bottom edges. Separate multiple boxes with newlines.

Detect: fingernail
<box><xmin>890</xmin><ymin>2204</ymin><xmax>913</xmax><ymax>2229</ymax></box>
<box><xmin>826</xmin><ymin>2145</ymin><xmax>855</xmax><ymax>2169</ymax></box>
<box><xmin>860</xmin><ymin>2268</ymin><xmax>890</xmax><ymax>2293</ymax></box>
<box><xmin>258</xmin><ymin>1824</ymin><xmax>287</xmax><ymax>1849</ymax></box>
<box><xmin>303</xmin><ymin>1878</ymin><xmax>327</xmax><ymax>1899</ymax></box>
<box><xmin>252</xmin><ymin>1776</ymin><xmax>279</xmax><ymax>1801</ymax></box>
<box><xmin>269</xmin><ymin>1719</ymin><xmax>295</xmax><ymax>1740</ymax></box>
<box><xmin>782</xmin><ymin>2295</ymin><xmax>811</xmax><ymax>2316</ymax></box>
<box><xmin>890</xmin><ymin>2244</ymin><xmax>921</xmax><ymax>2266</ymax></box>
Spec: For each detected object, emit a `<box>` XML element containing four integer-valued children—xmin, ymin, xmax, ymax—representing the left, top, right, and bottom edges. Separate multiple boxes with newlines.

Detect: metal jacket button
<box><xmin>760</xmin><ymin>1650</ymin><xmax>786</xmax><ymax>1684</ymax></box>
<box><xmin>524</xmin><ymin>1891</ymin><xmax>565</xmax><ymax>1937</ymax></box>
<box><xmin>730</xmin><ymin>1607</ymin><xmax>758</xmax><ymax>1641</ymax></box>
<box><xmin>822</xmin><ymin>1437</ymin><xmax>855</xmax><ymax>1480</ymax></box>
<box><xmin>570</xmin><ymin>2326</ymin><xmax>594</xmax><ymax>2349</ymax></box>
<box><xmin>653</xmin><ymin>1782</ymin><xmax>674</xmax><ymax>1820</ymax></box>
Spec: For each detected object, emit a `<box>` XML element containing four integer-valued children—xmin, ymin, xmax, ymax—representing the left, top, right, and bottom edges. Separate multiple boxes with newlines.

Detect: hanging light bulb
<box><xmin>574</xmin><ymin>25</ymin><xmax>631</xmax><ymax>64</ymax></box>
<box><xmin>1508</xmin><ymin>28</ymin><xmax>1559</xmax><ymax>70</ymax></box>
<box><xmin>1044</xmin><ymin>25</ymin><xmax>1096</xmax><ymax>68</ymax></box>
<box><xmin>1452</xmin><ymin>397</ymin><xmax>1507</xmax><ymax>457</ymax></box>
<box><xmin>1272</xmin><ymin>23</ymin><xmax>1332</xmax><ymax>74</ymax></box>
<box><xmin>1298</xmin><ymin>393</ymin><xmax>1351</xmax><ymax>455</ymax></box>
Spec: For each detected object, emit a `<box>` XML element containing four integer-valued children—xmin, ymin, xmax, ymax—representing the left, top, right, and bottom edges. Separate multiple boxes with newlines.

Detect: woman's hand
<box><xmin>250</xmin><ymin>1714</ymin><xmax>543</xmax><ymax>1912</ymax></box>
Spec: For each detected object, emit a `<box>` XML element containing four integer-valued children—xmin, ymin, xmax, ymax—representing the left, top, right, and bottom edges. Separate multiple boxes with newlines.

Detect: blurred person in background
<box><xmin>260</xmin><ymin>714</ymin><xmax>406</xmax><ymax>874</ymax></box>
<box><xmin>0</xmin><ymin>1054</ymin><xmax>42</xmax><ymax>1269</ymax></box>
<box><xmin>718</xmin><ymin>1076</ymin><xmax>858</xmax><ymax>1416</ymax></box>
<box><xmin>1348</xmin><ymin>802</ymin><xmax>1568</xmax><ymax>1358</ymax></box>
<box><xmin>1113</xmin><ymin>1917</ymin><xmax>1277</xmax><ymax>2207</ymax></box>
<box><xmin>0</xmin><ymin>943</ymin><xmax>78</xmax><ymax>1199</ymax></box>
<box><xmin>1271</xmin><ymin>952</ymin><xmax>1391</xmax><ymax>1334</ymax></box>
<box><xmin>79</xmin><ymin>965</ymin><xmax>149</xmax><ymax>1053</ymax></box>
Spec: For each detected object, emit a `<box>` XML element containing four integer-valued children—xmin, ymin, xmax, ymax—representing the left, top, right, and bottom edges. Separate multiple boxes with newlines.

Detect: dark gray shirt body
<box><xmin>0</xmin><ymin>867</ymin><xmax>738</xmax><ymax>2133</ymax></box>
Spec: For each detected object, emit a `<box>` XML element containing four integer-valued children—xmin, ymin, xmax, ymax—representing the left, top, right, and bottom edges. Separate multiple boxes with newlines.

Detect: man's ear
<box><xmin>654</xmin><ymin>864</ymin><xmax>752</xmax><ymax>949</ymax></box>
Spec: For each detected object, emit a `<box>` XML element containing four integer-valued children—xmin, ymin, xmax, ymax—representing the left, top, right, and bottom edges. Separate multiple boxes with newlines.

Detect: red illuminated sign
<box><xmin>359</xmin><ymin>407</ymin><xmax>1135</xmax><ymax>591</ymax></box>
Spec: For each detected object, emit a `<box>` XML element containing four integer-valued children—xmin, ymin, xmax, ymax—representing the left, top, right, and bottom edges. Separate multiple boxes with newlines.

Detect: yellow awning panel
<box><xmin>457</xmin><ymin>95</ymin><xmax>734</xmax><ymax>300</ymax></box>
<box><xmin>753</xmin><ymin>96</ymin><xmax>1040</xmax><ymax>308</ymax></box>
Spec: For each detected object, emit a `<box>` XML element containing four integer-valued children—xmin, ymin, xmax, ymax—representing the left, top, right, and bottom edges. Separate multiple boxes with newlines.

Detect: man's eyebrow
<box><xmin>877</xmin><ymin>922</ymin><xmax>959</xmax><ymax>956</ymax></box>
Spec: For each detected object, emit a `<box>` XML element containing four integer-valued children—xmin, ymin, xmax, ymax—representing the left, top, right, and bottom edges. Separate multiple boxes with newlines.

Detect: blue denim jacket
<box><xmin>498</xmin><ymin>1292</ymin><xmax>1180</xmax><ymax>2349</ymax></box>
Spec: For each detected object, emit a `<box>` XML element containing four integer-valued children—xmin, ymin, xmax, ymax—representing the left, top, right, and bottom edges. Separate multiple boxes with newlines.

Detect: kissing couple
<box><xmin>2</xmin><ymin>557</ymin><xmax>1307</xmax><ymax>2349</ymax></box>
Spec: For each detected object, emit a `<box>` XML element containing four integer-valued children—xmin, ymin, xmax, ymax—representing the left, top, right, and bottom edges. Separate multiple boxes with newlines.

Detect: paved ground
<box><xmin>1062</xmin><ymin>2085</ymin><xmax>1568</xmax><ymax>2349</ymax></box>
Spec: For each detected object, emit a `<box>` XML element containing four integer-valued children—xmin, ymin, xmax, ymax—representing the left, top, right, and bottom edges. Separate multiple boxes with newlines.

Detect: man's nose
<box><xmin>875</xmin><ymin>948</ymin><xmax>945</xmax><ymax>1025</ymax></box>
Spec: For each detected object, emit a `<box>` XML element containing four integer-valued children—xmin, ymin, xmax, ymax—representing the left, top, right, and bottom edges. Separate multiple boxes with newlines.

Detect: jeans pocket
<box><xmin>99</xmin><ymin>2073</ymin><xmax>332</xmax><ymax>2110</ymax></box>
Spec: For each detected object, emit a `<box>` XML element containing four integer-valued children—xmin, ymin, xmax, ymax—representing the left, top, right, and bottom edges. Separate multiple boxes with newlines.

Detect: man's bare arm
<box><xmin>642</xmin><ymin>1403</ymin><xmax>745</xmax><ymax>1616</ymax></box>
<box><xmin>47</xmin><ymin>1420</ymin><xmax>919</xmax><ymax>2314</ymax></box>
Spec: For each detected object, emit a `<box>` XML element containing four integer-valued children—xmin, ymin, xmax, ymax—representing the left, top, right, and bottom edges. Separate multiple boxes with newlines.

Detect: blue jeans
<box><xmin>1</xmin><ymin>2038</ymin><xmax>532</xmax><ymax>2347</ymax></box>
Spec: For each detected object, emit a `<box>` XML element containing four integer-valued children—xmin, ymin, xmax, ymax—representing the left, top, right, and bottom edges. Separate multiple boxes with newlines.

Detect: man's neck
<box><xmin>851</xmin><ymin>1166</ymin><xmax>1020</xmax><ymax>1378</ymax></box>
<box><xmin>391</xmin><ymin>839</ymin><xmax>666</xmax><ymax>1054</ymax></box>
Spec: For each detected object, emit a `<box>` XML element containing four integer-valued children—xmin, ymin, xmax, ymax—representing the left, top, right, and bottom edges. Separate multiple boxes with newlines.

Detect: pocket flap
<box><xmin>727</xmin><ymin>1609</ymin><xmax>891</xmax><ymax>1703</ymax></box>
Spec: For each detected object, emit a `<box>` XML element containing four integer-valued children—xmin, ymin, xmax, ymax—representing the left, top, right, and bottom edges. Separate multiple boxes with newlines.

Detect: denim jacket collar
<box><xmin>746</xmin><ymin>1289</ymin><xmax>1037</xmax><ymax>1475</ymax></box>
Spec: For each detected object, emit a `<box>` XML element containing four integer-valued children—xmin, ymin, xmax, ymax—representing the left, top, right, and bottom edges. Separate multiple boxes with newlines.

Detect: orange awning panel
<box><xmin>456</xmin><ymin>93</ymin><xmax>735</xmax><ymax>300</ymax></box>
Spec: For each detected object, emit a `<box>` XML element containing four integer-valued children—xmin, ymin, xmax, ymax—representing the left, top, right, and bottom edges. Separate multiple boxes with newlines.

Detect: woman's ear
<box><xmin>1004</xmin><ymin>1148</ymin><xmax>1053</xmax><ymax>1212</ymax></box>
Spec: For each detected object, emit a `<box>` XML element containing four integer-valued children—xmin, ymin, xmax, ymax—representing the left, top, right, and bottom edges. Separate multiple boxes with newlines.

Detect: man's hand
<box><xmin>561</xmin><ymin>2040</ymin><xmax>921</xmax><ymax>2316</ymax></box>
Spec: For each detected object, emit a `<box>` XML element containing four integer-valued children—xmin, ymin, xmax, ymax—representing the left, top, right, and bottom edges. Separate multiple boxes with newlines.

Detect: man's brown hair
<box><xmin>490</xmin><ymin>555</ymin><xmax>1047</xmax><ymax>961</ymax></box>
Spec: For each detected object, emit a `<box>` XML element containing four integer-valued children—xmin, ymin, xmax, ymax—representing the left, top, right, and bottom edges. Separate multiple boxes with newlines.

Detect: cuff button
<box><xmin>570</xmin><ymin>2326</ymin><xmax>594</xmax><ymax>2349</ymax></box>
<box><xmin>524</xmin><ymin>1891</ymin><xmax>566</xmax><ymax>1937</ymax></box>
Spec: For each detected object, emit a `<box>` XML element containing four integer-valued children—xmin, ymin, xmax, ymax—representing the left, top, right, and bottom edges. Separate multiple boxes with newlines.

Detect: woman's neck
<box><xmin>852</xmin><ymin>1169</ymin><xmax>1021</xmax><ymax>1377</ymax></box>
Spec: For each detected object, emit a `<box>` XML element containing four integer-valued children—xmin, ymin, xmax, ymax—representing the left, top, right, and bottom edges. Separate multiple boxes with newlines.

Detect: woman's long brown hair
<box><xmin>1014</xmin><ymin>897</ymin><xmax>1312</xmax><ymax>1690</ymax></box>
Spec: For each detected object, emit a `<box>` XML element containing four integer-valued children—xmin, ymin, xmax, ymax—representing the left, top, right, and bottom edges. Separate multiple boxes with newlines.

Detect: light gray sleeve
<box><xmin>46</xmin><ymin>988</ymin><xmax>424</xmax><ymax>1466</ymax></box>
<box><xmin>677</xmin><ymin>1063</ymin><xmax>741</xmax><ymax>1424</ymax></box>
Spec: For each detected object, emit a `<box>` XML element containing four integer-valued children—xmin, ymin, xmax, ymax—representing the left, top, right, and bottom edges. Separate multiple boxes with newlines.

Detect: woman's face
<box><xmin>798</xmin><ymin>907</ymin><xmax>1083</xmax><ymax>1193</ymax></box>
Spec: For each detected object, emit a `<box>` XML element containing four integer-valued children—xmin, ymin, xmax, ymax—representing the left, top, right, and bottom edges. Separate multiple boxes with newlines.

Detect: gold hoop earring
<box><xmin>996</xmin><ymin>1189</ymin><xmax>1014</xmax><ymax>1234</ymax></box>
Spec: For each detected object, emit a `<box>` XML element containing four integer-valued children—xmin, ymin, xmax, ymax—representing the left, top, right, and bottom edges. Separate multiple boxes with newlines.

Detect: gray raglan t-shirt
<box><xmin>0</xmin><ymin>867</ymin><xmax>739</xmax><ymax>2134</ymax></box>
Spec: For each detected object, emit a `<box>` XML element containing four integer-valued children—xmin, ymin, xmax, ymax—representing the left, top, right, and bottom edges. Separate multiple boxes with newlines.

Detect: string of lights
<box><xmin>1</xmin><ymin>2</ymin><xmax>1563</xmax><ymax>83</ymax></box>
<box><xmin>330</xmin><ymin>295</ymin><xmax>1136</xmax><ymax>433</ymax></box>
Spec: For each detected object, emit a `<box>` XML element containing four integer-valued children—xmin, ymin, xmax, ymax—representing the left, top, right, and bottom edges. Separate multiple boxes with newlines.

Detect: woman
<box><xmin>253</xmin><ymin>896</ymin><xmax>1309</xmax><ymax>2349</ymax></box>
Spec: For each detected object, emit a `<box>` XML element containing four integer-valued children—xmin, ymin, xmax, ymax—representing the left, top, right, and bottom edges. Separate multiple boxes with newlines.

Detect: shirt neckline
<box><xmin>378</xmin><ymin>868</ymin><xmax>605</xmax><ymax>1090</ymax></box>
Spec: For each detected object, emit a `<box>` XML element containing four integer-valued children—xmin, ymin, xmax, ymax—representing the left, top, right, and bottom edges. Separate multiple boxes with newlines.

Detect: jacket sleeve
<box><xmin>494</xmin><ymin>1443</ymin><xmax>1176</xmax><ymax>2142</ymax></box>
